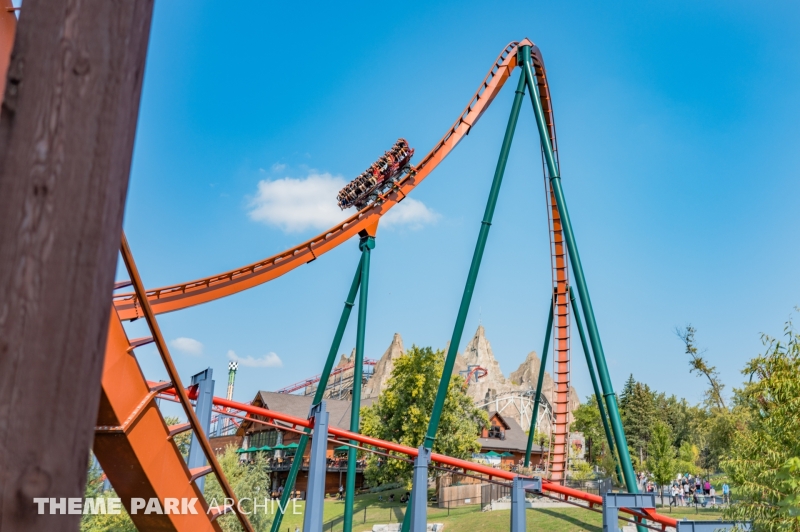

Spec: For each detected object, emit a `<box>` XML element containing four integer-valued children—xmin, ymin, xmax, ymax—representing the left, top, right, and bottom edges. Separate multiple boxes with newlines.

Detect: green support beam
<box><xmin>343</xmin><ymin>233</ymin><xmax>374</xmax><ymax>532</ymax></box>
<box><xmin>401</xmin><ymin>69</ymin><xmax>528</xmax><ymax>532</ymax></box>
<box><xmin>270</xmin><ymin>254</ymin><xmax>363</xmax><ymax>532</ymax></box>
<box><xmin>422</xmin><ymin>69</ymin><xmax>527</xmax><ymax>451</ymax></box>
<box><xmin>569</xmin><ymin>286</ymin><xmax>623</xmax><ymax>484</ymax></box>
<box><xmin>524</xmin><ymin>296</ymin><xmax>553</xmax><ymax>467</ymax></box>
<box><xmin>520</xmin><ymin>46</ymin><xmax>640</xmax><ymax>499</ymax></box>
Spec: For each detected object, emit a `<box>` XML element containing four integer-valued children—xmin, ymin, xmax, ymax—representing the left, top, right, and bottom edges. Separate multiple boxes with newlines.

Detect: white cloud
<box><xmin>170</xmin><ymin>337</ymin><xmax>203</xmax><ymax>356</ymax></box>
<box><xmin>227</xmin><ymin>349</ymin><xmax>283</xmax><ymax>368</ymax></box>
<box><xmin>381</xmin><ymin>197</ymin><xmax>440</xmax><ymax>229</ymax></box>
<box><xmin>247</xmin><ymin>171</ymin><xmax>440</xmax><ymax>233</ymax></box>
<box><xmin>248</xmin><ymin>172</ymin><xmax>352</xmax><ymax>232</ymax></box>
<box><xmin>271</xmin><ymin>163</ymin><xmax>286</xmax><ymax>173</ymax></box>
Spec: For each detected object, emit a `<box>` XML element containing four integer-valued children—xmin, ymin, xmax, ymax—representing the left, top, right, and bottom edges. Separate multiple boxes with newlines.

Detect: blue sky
<box><xmin>120</xmin><ymin>0</ymin><xmax>800</xmax><ymax>409</ymax></box>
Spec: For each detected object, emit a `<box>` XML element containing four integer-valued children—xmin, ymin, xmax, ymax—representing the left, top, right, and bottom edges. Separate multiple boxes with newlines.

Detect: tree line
<box><xmin>573</xmin><ymin>321</ymin><xmax>800</xmax><ymax>530</ymax></box>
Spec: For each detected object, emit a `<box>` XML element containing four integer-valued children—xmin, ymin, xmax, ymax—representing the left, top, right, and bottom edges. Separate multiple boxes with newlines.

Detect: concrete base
<box><xmin>371</xmin><ymin>524</ymin><xmax>444</xmax><ymax>532</ymax></box>
<box><xmin>488</xmin><ymin>498</ymin><xmax>572</xmax><ymax>511</ymax></box>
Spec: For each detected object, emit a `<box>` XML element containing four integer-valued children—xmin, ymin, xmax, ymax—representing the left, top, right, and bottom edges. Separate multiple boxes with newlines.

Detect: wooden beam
<box><xmin>0</xmin><ymin>1</ymin><xmax>153</xmax><ymax>530</ymax></box>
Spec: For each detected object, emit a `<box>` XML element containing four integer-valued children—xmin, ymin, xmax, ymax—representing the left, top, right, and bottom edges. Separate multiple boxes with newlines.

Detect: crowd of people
<box><xmin>638</xmin><ymin>472</ymin><xmax>730</xmax><ymax>507</ymax></box>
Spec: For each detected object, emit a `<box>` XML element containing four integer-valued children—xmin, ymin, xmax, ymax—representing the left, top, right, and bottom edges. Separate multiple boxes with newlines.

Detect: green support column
<box><xmin>422</xmin><ymin>69</ymin><xmax>526</xmax><ymax>450</ymax></box>
<box><xmin>524</xmin><ymin>296</ymin><xmax>553</xmax><ymax>467</ymax></box>
<box><xmin>400</xmin><ymin>69</ymin><xmax>528</xmax><ymax>532</ymax></box>
<box><xmin>520</xmin><ymin>46</ymin><xmax>640</xmax><ymax>498</ymax></box>
<box><xmin>343</xmin><ymin>233</ymin><xmax>374</xmax><ymax>532</ymax></box>
<box><xmin>270</xmin><ymin>255</ymin><xmax>363</xmax><ymax>532</ymax></box>
<box><xmin>569</xmin><ymin>287</ymin><xmax>623</xmax><ymax>484</ymax></box>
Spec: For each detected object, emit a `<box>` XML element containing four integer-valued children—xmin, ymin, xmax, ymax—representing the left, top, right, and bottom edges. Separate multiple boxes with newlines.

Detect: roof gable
<box><xmin>238</xmin><ymin>391</ymin><xmax>373</xmax><ymax>434</ymax></box>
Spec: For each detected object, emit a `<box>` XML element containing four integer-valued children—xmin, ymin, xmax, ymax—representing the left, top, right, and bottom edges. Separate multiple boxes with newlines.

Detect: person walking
<box><xmin>709</xmin><ymin>486</ymin><xmax>716</xmax><ymax>507</ymax></box>
<box><xmin>338</xmin><ymin>485</ymin><xmax>344</xmax><ymax>500</ymax></box>
<box><xmin>722</xmin><ymin>482</ymin><xmax>730</xmax><ymax>505</ymax></box>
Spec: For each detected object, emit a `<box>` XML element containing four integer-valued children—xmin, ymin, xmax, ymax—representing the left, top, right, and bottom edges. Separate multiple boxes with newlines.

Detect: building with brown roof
<box><xmin>476</xmin><ymin>411</ymin><xmax>546</xmax><ymax>470</ymax></box>
<box><xmin>211</xmin><ymin>391</ymin><xmax>547</xmax><ymax>497</ymax></box>
<box><xmin>217</xmin><ymin>391</ymin><xmax>374</xmax><ymax>496</ymax></box>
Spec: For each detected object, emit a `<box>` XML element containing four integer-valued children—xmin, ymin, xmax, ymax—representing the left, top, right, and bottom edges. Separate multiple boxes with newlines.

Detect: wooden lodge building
<box><xmin>210</xmin><ymin>391</ymin><xmax>546</xmax><ymax>497</ymax></box>
<box><xmin>477</xmin><ymin>410</ymin><xmax>546</xmax><ymax>469</ymax></box>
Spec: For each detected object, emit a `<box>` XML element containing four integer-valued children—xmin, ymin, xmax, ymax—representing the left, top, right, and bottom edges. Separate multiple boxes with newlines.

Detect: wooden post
<box><xmin>0</xmin><ymin>0</ymin><xmax>15</xmax><ymax>98</ymax></box>
<box><xmin>0</xmin><ymin>1</ymin><xmax>153</xmax><ymax>530</ymax></box>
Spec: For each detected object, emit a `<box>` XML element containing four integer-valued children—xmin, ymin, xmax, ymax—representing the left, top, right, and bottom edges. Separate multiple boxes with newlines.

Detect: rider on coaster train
<box><xmin>336</xmin><ymin>139</ymin><xmax>414</xmax><ymax>210</ymax></box>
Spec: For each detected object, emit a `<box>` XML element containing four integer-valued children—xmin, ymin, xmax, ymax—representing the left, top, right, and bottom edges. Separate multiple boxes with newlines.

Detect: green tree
<box><xmin>645</xmin><ymin>422</ymin><xmax>677</xmax><ymax>506</ymax></box>
<box><xmin>81</xmin><ymin>456</ymin><xmax>137</xmax><ymax>532</ymax></box>
<box><xmin>654</xmin><ymin>393</ymin><xmax>694</xmax><ymax>449</ymax></box>
<box><xmin>569</xmin><ymin>459</ymin><xmax>595</xmax><ymax>481</ymax></box>
<box><xmin>620</xmin><ymin>378</ymin><xmax>658</xmax><ymax>463</ymax></box>
<box><xmin>675</xmin><ymin>441</ymin><xmax>700</xmax><ymax>476</ymax></box>
<box><xmin>677</xmin><ymin>325</ymin><xmax>726</xmax><ymax>410</ymax></box>
<box><xmin>82</xmin><ymin>446</ymin><xmax>272</xmax><ymax>532</ymax></box>
<box><xmin>571</xmin><ymin>396</ymin><xmax>604</xmax><ymax>464</ymax></box>
<box><xmin>599</xmin><ymin>442</ymin><xmax>622</xmax><ymax>486</ymax></box>
<box><xmin>619</xmin><ymin>374</ymin><xmax>637</xmax><ymax>411</ymax></box>
<box><xmin>164</xmin><ymin>415</ymin><xmax>192</xmax><ymax>458</ymax></box>
<box><xmin>722</xmin><ymin>322</ymin><xmax>800</xmax><ymax>531</ymax></box>
<box><xmin>205</xmin><ymin>445</ymin><xmax>273</xmax><ymax>532</ymax></box>
<box><xmin>361</xmin><ymin>345</ymin><xmax>489</xmax><ymax>487</ymax></box>
<box><xmin>701</xmin><ymin>408</ymin><xmax>741</xmax><ymax>473</ymax></box>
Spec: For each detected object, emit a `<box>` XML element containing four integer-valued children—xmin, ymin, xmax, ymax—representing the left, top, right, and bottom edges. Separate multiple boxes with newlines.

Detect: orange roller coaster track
<box><xmin>112</xmin><ymin>40</ymin><xmax>546</xmax><ymax>321</ymax></box>
<box><xmin>111</xmin><ymin>36</ymin><xmax>572</xmax><ymax>483</ymax></box>
<box><xmin>90</xmin><ymin>37</ymin><xmax>656</xmax><ymax>532</ymax></box>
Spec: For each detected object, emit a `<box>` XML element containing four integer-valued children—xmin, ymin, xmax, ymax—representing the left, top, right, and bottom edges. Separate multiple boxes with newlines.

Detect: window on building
<box><xmin>250</xmin><ymin>430</ymin><xmax>279</xmax><ymax>448</ymax></box>
<box><xmin>488</xmin><ymin>425</ymin><xmax>505</xmax><ymax>440</ymax></box>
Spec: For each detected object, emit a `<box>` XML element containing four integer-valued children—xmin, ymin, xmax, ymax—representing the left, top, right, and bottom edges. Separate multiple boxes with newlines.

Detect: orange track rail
<box><xmin>95</xmin><ymin>309</ymin><xmax>226</xmax><ymax>531</ymax></box>
<box><xmin>548</xmin><ymin>183</ymin><xmax>571</xmax><ymax>481</ymax></box>
<box><xmin>101</xmin><ymin>39</ymin><xmax>592</xmax><ymax>528</ymax></box>
<box><xmin>113</xmin><ymin>39</ymin><xmax>548</xmax><ymax>321</ymax></box>
<box><xmin>530</xmin><ymin>50</ymin><xmax>572</xmax><ymax>481</ymax></box>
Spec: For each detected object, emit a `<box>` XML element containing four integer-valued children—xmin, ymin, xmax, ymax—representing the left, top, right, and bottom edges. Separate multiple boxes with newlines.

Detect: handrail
<box><xmin>157</xmin><ymin>386</ymin><xmax>678</xmax><ymax>530</ymax></box>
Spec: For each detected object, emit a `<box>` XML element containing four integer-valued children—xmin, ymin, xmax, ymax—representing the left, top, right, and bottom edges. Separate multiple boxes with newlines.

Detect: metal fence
<box><xmin>564</xmin><ymin>478</ymin><xmax>613</xmax><ymax>497</ymax></box>
<box><xmin>481</xmin><ymin>482</ymin><xmax>511</xmax><ymax>510</ymax></box>
<box><xmin>479</xmin><ymin>478</ymin><xmax>613</xmax><ymax>510</ymax></box>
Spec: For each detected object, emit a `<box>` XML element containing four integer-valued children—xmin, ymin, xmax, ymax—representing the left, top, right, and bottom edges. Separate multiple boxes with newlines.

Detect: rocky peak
<box><xmin>444</xmin><ymin>340</ymin><xmax>468</xmax><ymax>376</ymax></box>
<box><xmin>509</xmin><ymin>350</ymin><xmax>554</xmax><ymax>395</ymax></box>
<box><xmin>363</xmin><ymin>333</ymin><xmax>405</xmax><ymax>399</ymax></box>
<box><xmin>509</xmin><ymin>349</ymin><xmax>581</xmax><ymax>425</ymax></box>
<box><xmin>335</xmin><ymin>348</ymin><xmax>356</xmax><ymax>369</ymax></box>
<box><xmin>461</xmin><ymin>325</ymin><xmax>513</xmax><ymax>403</ymax></box>
<box><xmin>462</xmin><ymin>326</ymin><xmax>507</xmax><ymax>382</ymax></box>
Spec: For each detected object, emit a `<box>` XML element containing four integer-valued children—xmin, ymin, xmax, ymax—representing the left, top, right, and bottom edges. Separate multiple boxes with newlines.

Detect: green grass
<box><xmin>273</xmin><ymin>488</ymin><xmax>727</xmax><ymax>532</ymax></box>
